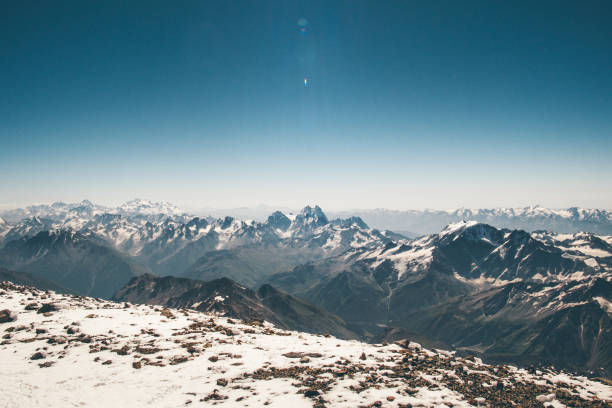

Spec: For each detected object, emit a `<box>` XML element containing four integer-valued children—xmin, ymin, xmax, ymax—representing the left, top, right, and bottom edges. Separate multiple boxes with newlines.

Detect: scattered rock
<box><xmin>135</xmin><ymin>346</ymin><xmax>162</xmax><ymax>355</ymax></box>
<box><xmin>201</xmin><ymin>390</ymin><xmax>227</xmax><ymax>401</ymax></box>
<box><xmin>170</xmin><ymin>356</ymin><xmax>189</xmax><ymax>365</ymax></box>
<box><xmin>303</xmin><ymin>389</ymin><xmax>320</xmax><ymax>398</ymax></box>
<box><xmin>36</xmin><ymin>304</ymin><xmax>58</xmax><ymax>314</ymax></box>
<box><xmin>113</xmin><ymin>345</ymin><xmax>130</xmax><ymax>355</ymax></box>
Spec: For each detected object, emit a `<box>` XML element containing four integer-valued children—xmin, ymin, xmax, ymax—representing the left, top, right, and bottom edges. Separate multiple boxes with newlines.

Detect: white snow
<box><xmin>1</xmin><ymin>282</ymin><xmax>609</xmax><ymax>408</ymax></box>
<box><xmin>594</xmin><ymin>296</ymin><xmax>612</xmax><ymax>315</ymax></box>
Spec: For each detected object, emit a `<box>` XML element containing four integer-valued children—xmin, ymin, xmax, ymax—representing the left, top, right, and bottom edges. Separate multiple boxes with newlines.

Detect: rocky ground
<box><xmin>0</xmin><ymin>281</ymin><xmax>610</xmax><ymax>407</ymax></box>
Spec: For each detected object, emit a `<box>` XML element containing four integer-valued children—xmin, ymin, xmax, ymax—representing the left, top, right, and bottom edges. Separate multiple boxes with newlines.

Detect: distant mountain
<box><xmin>0</xmin><ymin>204</ymin><xmax>403</xmax><ymax>286</ymax></box>
<box><xmin>0</xmin><ymin>230</ymin><xmax>145</xmax><ymax>298</ymax></box>
<box><xmin>0</xmin><ymin>216</ymin><xmax>56</xmax><ymax>245</ymax></box>
<box><xmin>329</xmin><ymin>206</ymin><xmax>612</xmax><ymax>235</ymax></box>
<box><xmin>0</xmin><ymin>267</ymin><xmax>72</xmax><ymax>293</ymax></box>
<box><xmin>0</xmin><ymin>198</ymin><xmax>192</xmax><ymax>225</ymax></box>
<box><xmin>113</xmin><ymin>273</ymin><xmax>359</xmax><ymax>339</ymax></box>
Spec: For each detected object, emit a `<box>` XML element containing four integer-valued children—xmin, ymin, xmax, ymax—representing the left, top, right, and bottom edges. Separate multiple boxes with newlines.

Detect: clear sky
<box><xmin>1</xmin><ymin>0</ymin><xmax>611</xmax><ymax>210</ymax></box>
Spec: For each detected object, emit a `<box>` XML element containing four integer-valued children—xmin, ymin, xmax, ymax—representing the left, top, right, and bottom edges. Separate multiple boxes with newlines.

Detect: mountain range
<box><xmin>0</xmin><ymin>200</ymin><xmax>402</xmax><ymax>287</ymax></box>
<box><xmin>0</xmin><ymin>199</ymin><xmax>610</xmax><ymax>375</ymax></box>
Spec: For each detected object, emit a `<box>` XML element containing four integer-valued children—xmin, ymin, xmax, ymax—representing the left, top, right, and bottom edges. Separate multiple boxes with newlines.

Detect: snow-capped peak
<box><xmin>292</xmin><ymin>205</ymin><xmax>329</xmax><ymax>229</ymax></box>
<box><xmin>439</xmin><ymin>220</ymin><xmax>479</xmax><ymax>237</ymax></box>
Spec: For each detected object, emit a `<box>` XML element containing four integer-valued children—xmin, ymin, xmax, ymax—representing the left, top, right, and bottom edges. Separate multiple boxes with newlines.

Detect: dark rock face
<box><xmin>267</xmin><ymin>211</ymin><xmax>291</xmax><ymax>231</ymax></box>
<box><xmin>381</xmin><ymin>278</ymin><xmax>612</xmax><ymax>376</ymax></box>
<box><xmin>112</xmin><ymin>274</ymin><xmax>360</xmax><ymax>340</ymax></box>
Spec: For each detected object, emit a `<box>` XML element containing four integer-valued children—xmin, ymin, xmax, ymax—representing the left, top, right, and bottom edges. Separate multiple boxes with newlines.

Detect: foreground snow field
<box><xmin>0</xmin><ymin>282</ymin><xmax>610</xmax><ymax>408</ymax></box>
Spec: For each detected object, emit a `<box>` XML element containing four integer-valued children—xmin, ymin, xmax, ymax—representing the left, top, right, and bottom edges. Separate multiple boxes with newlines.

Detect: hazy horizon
<box><xmin>1</xmin><ymin>198</ymin><xmax>611</xmax><ymax>214</ymax></box>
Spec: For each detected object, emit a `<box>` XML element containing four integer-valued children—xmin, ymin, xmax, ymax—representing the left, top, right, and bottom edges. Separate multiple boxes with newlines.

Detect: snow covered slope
<box><xmin>1</xmin><ymin>281</ymin><xmax>610</xmax><ymax>408</ymax></box>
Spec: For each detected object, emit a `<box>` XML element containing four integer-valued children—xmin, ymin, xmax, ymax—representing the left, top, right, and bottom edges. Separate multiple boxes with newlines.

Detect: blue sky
<box><xmin>1</xmin><ymin>1</ymin><xmax>611</xmax><ymax>210</ymax></box>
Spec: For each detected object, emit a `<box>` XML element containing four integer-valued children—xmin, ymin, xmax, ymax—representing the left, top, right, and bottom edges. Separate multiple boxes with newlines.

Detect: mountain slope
<box><xmin>113</xmin><ymin>274</ymin><xmax>359</xmax><ymax>339</ymax></box>
<box><xmin>0</xmin><ymin>230</ymin><xmax>145</xmax><ymax>298</ymax></box>
<box><xmin>391</xmin><ymin>277</ymin><xmax>612</xmax><ymax>376</ymax></box>
<box><xmin>267</xmin><ymin>222</ymin><xmax>611</xmax><ymax>369</ymax></box>
<box><xmin>3</xmin><ymin>281</ymin><xmax>610</xmax><ymax>407</ymax></box>
<box><xmin>0</xmin><ymin>267</ymin><xmax>71</xmax><ymax>293</ymax></box>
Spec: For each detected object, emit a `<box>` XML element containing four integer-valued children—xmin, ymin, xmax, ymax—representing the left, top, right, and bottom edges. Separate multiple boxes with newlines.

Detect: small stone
<box><xmin>132</xmin><ymin>361</ymin><xmax>142</xmax><ymax>369</ymax></box>
<box><xmin>303</xmin><ymin>389</ymin><xmax>319</xmax><ymax>398</ymax></box>
<box><xmin>360</xmin><ymin>352</ymin><xmax>367</xmax><ymax>360</ymax></box>
<box><xmin>208</xmin><ymin>355</ymin><xmax>219</xmax><ymax>362</ymax></box>
<box><xmin>216</xmin><ymin>378</ymin><xmax>228</xmax><ymax>386</ymax></box>
<box><xmin>30</xmin><ymin>352</ymin><xmax>45</xmax><ymax>360</ymax></box>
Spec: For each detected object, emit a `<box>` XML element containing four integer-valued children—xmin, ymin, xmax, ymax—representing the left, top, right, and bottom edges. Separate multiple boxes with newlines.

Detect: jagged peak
<box><xmin>294</xmin><ymin>205</ymin><xmax>329</xmax><ymax>226</ymax></box>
